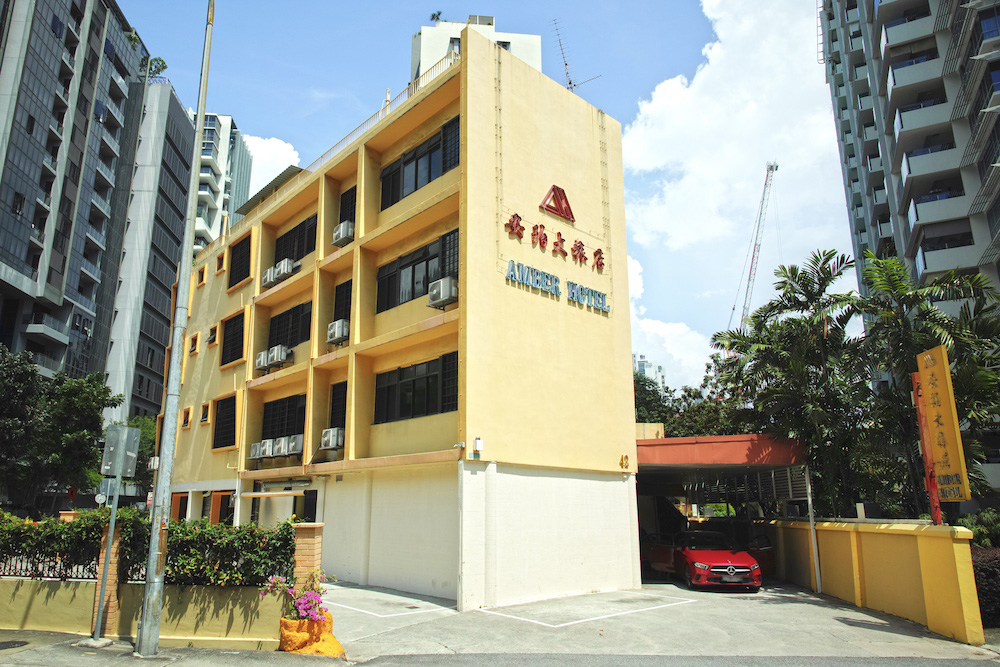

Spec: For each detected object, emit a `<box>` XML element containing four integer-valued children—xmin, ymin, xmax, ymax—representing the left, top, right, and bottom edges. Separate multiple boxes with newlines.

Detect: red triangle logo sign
<box><xmin>539</xmin><ymin>185</ymin><xmax>575</xmax><ymax>223</ymax></box>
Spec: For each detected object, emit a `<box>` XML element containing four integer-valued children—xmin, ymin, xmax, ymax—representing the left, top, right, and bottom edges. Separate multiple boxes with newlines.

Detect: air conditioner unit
<box><xmin>327</xmin><ymin>319</ymin><xmax>349</xmax><ymax>344</ymax></box>
<box><xmin>332</xmin><ymin>221</ymin><xmax>355</xmax><ymax>247</ymax></box>
<box><xmin>255</xmin><ymin>351</ymin><xmax>269</xmax><ymax>370</ymax></box>
<box><xmin>320</xmin><ymin>427</ymin><xmax>345</xmax><ymax>451</ymax></box>
<box><xmin>427</xmin><ymin>276</ymin><xmax>458</xmax><ymax>308</ymax></box>
<box><xmin>249</xmin><ymin>442</ymin><xmax>262</xmax><ymax>459</ymax></box>
<box><xmin>287</xmin><ymin>434</ymin><xmax>303</xmax><ymax>455</ymax></box>
<box><xmin>273</xmin><ymin>436</ymin><xmax>289</xmax><ymax>456</ymax></box>
<box><xmin>274</xmin><ymin>258</ymin><xmax>296</xmax><ymax>282</ymax></box>
<box><xmin>261</xmin><ymin>266</ymin><xmax>277</xmax><ymax>288</ymax></box>
<box><xmin>260</xmin><ymin>439</ymin><xmax>274</xmax><ymax>457</ymax></box>
<box><xmin>268</xmin><ymin>344</ymin><xmax>290</xmax><ymax>366</ymax></box>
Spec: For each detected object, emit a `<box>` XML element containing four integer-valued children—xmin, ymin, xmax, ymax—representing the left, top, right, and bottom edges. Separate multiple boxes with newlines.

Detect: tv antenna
<box><xmin>552</xmin><ymin>19</ymin><xmax>601</xmax><ymax>91</ymax></box>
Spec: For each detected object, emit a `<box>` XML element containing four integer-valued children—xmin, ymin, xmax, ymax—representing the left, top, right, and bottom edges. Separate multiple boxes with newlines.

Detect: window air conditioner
<box><xmin>267</xmin><ymin>344</ymin><xmax>290</xmax><ymax>366</ymax></box>
<box><xmin>273</xmin><ymin>436</ymin><xmax>289</xmax><ymax>456</ymax></box>
<box><xmin>287</xmin><ymin>434</ymin><xmax>304</xmax><ymax>455</ymax></box>
<box><xmin>327</xmin><ymin>319</ymin><xmax>349</xmax><ymax>344</ymax></box>
<box><xmin>332</xmin><ymin>221</ymin><xmax>355</xmax><ymax>247</ymax></box>
<box><xmin>262</xmin><ymin>266</ymin><xmax>277</xmax><ymax>289</ymax></box>
<box><xmin>274</xmin><ymin>258</ymin><xmax>296</xmax><ymax>282</ymax></box>
<box><xmin>249</xmin><ymin>442</ymin><xmax>262</xmax><ymax>459</ymax></box>
<box><xmin>320</xmin><ymin>427</ymin><xmax>345</xmax><ymax>451</ymax></box>
<box><xmin>260</xmin><ymin>439</ymin><xmax>274</xmax><ymax>457</ymax></box>
<box><xmin>427</xmin><ymin>276</ymin><xmax>458</xmax><ymax>308</ymax></box>
<box><xmin>255</xmin><ymin>351</ymin><xmax>270</xmax><ymax>370</ymax></box>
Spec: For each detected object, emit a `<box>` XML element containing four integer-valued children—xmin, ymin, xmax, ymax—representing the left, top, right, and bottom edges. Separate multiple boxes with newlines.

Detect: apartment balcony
<box><xmin>29</xmin><ymin>222</ymin><xmax>45</xmax><ymax>246</ymax></box>
<box><xmin>61</xmin><ymin>49</ymin><xmax>75</xmax><ymax>70</ymax></box>
<box><xmin>80</xmin><ymin>257</ymin><xmax>100</xmax><ymax>282</ymax></box>
<box><xmin>831</xmin><ymin>61</ymin><xmax>845</xmax><ymax>85</ymax></box>
<box><xmin>900</xmin><ymin>144</ymin><xmax>960</xmax><ymax>200</ymax></box>
<box><xmin>91</xmin><ymin>192</ymin><xmax>111</xmax><ymax>219</ymax></box>
<box><xmin>891</xmin><ymin>101</ymin><xmax>951</xmax><ymax>167</ymax></box>
<box><xmin>42</xmin><ymin>152</ymin><xmax>58</xmax><ymax>175</ymax></box>
<box><xmin>199</xmin><ymin>168</ymin><xmax>220</xmax><ymax>192</ymax></box>
<box><xmin>907</xmin><ymin>191</ymin><xmax>972</xmax><ymax>233</ymax></box>
<box><xmin>845</xmin><ymin>6</ymin><xmax>860</xmax><ymax>24</ymax></box>
<box><xmin>850</xmin><ymin>35</ymin><xmax>865</xmax><ymax>54</ymax></box>
<box><xmin>854</xmin><ymin>64</ymin><xmax>870</xmax><ymax>91</ymax></box>
<box><xmin>886</xmin><ymin>57</ymin><xmax>944</xmax><ymax>112</ymax></box>
<box><xmin>86</xmin><ymin>222</ymin><xmax>106</xmax><ymax>250</ymax></box>
<box><xmin>853</xmin><ymin>205</ymin><xmax>867</xmax><ymax>233</ymax></box>
<box><xmin>915</xmin><ymin>243</ymin><xmax>983</xmax><ymax>282</ymax></box>
<box><xmin>201</xmin><ymin>145</ymin><xmax>219</xmax><ymax>170</ymax></box>
<box><xmin>880</xmin><ymin>14</ymin><xmax>934</xmax><ymax>68</ymax></box>
<box><xmin>54</xmin><ymin>83</ymin><xmax>69</xmax><ymax>107</ymax></box>
<box><xmin>109</xmin><ymin>70</ymin><xmax>128</xmax><ymax>98</ymax></box>
<box><xmin>866</xmin><ymin>155</ymin><xmax>885</xmax><ymax>189</ymax></box>
<box><xmin>104</xmin><ymin>99</ymin><xmax>123</xmax><ymax>129</ymax></box>
<box><xmin>32</xmin><ymin>351</ymin><xmax>62</xmax><ymax>378</ymax></box>
<box><xmin>195</xmin><ymin>215</ymin><xmax>213</xmax><ymax>242</ymax></box>
<box><xmin>101</xmin><ymin>126</ymin><xmax>120</xmax><ymax>157</ymax></box>
<box><xmin>22</xmin><ymin>312</ymin><xmax>70</xmax><ymax>346</ymax></box>
<box><xmin>95</xmin><ymin>160</ymin><xmax>115</xmax><ymax>188</ymax></box>
<box><xmin>48</xmin><ymin>119</ymin><xmax>64</xmax><ymax>141</ymax></box>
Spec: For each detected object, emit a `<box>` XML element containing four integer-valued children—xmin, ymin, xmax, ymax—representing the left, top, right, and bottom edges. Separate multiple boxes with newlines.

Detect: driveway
<box><xmin>323</xmin><ymin>580</ymin><xmax>1000</xmax><ymax>664</ymax></box>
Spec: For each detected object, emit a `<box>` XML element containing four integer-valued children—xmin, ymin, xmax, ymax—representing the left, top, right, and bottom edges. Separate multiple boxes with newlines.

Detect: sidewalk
<box><xmin>2</xmin><ymin>583</ymin><xmax>998</xmax><ymax>665</ymax></box>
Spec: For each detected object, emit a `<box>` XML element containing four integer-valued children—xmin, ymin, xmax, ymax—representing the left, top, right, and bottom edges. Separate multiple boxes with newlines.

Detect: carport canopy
<box><xmin>636</xmin><ymin>433</ymin><xmax>804</xmax><ymax>483</ymax></box>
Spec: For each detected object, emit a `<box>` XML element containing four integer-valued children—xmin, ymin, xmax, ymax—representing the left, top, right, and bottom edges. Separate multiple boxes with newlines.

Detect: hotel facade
<box><xmin>168</xmin><ymin>28</ymin><xmax>638</xmax><ymax>609</ymax></box>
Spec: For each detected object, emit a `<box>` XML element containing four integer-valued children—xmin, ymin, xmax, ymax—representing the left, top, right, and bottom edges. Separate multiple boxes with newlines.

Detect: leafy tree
<box><xmin>634</xmin><ymin>372</ymin><xmax>671</xmax><ymax>424</ymax></box>
<box><xmin>0</xmin><ymin>345</ymin><xmax>122</xmax><ymax>511</ymax></box>
<box><xmin>126</xmin><ymin>415</ymin><xmax>157</xmax><ymax>492</ymax></box>
<box><xmin>430</xmin><ymin>11</ymin><xmax>443</xmax><ymax>22</ymax></box>
<box><xmin>661</xmin><ymin>356</ymin><xmax>750</xmax><ymax>437</ymax></box>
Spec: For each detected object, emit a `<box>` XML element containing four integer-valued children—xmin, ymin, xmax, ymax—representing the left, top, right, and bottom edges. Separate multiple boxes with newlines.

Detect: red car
<box><xmin>641</xmin><ymin>530</ymin><xmax>762</xmax><ymax>592</ymax></box>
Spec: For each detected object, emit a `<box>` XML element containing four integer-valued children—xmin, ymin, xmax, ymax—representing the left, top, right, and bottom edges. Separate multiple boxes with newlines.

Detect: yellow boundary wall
<box><xmin>772</xmin><ymin>520</ymin><xmax>984</xmax><ymax>644</ymax></box>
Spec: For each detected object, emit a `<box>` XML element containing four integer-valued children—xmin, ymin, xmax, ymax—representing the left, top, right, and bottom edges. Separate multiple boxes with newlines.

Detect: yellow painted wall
<box><xmin>460</xmin><ymin>29</ymin><xmax>634</xmax><ymax>474</ymax></box>
<box><xmin>0</xmin><ymin>579</ymin><xmax>94</xmax><ymax>633</ymax></box>
<box><xmin>774</xmin><ymin>521</ymin><xmax>983</xmax><ymax>645</ymax></box>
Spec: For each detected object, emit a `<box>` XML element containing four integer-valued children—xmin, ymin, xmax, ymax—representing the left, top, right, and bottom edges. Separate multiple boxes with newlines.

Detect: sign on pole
<box><xmin>916</xmin><ymin>345</ymin><xmax>971</xmax><ymax>501</ymax></box>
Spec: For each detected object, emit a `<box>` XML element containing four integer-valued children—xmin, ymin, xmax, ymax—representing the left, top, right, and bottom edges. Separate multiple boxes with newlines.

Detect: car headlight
<box><xmin>693</xmin><ymin>562</ymin><xmax>710</xmax><ymax>570</ymax></box>
<box><xmin>751</xmin><ymin>563</ymin><xmax>760</xmax><ymax>571</ymax></box>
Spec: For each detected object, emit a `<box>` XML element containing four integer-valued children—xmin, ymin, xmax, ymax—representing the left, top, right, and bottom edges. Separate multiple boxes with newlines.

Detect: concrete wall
<box><xmin>458</xmin><ymin>462</ymin><xmax>641</xmax><ymax>610</ymax></box>
<box><xmin>774</xmin><ymin>520</ymin><xmax>983</xmax><ymax>645</ymax></box>
<box><xmin>0</xmin><ymin>579</ymin><xmax>95</xmax><ymax>634</ymax></box>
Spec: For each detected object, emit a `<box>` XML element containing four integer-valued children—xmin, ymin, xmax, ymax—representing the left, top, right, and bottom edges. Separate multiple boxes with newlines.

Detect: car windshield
<box><xmin>685</xmin><ymin>532</ymin><xmax>732</xmax><ymax>550</ymax></box>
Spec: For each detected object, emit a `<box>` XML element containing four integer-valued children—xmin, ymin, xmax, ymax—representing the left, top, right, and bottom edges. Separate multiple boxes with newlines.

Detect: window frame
<box><xmin>373</xmin><ymin>351</ymin><xmax>458</xmax><ymax>424</ymax></box>
<box><xmin>220</xmin><ymin>310</ymin><xmax>246</xmax><ymax>367</ymax></box>
<box><xmin>380</xmin><ymin>116</ymin><xmax>459</xmax><ymax>210</ymax></box>
<box><xmin>212</xmin><ymin>395</ymin><xmax>238</xmax><ymax>449</ymax></box>
<box><xmin>226</xmin><ymin>233</ymin><xmax>252</xmax><ymax>290</ymax></box>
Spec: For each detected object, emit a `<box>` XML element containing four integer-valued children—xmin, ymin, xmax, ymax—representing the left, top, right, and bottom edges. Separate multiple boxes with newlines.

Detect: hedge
<box><xmin>0</xmin><ymin>508</ymin><xmax>295</xmax><ymax>586</ymax></box>
<box><xmin>972</xmin><ymin>547</ymin><xmax>1000</xmax><ymax>628</ymax></box>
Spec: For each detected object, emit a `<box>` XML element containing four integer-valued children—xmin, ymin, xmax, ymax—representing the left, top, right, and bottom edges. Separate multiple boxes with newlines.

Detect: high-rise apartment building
<box><xmin>104</xmin><ymin>77</ymin><xmax>193</xmax><ymax>422</ymax></box>
<box><xmin>410</xmin><ymin>14</ymin><xmax>541</xmax><ymax>80</ymax></box>
<box><xmin>193</xmin><ymin>112</ymin><xmax>251</xmax><ymax>252</ymax></box>
<box><xmin>633</xmin><ymin>352</ymin><xmax>666</xmax><ymax>388</ymax></box>
<box><xmin>821</xmin><ymin>0</ymin><xmax>1000</xmax><ymax>296</ymax></box>
<box><xmin>168</xmin><ymin>28</ymin><xmax>637</xmax><ymax>609</ymax></box>
<box><xmin>0</xmin><ymin>0</ymin><xmax>149</xmax><ymax>378</ymax></box>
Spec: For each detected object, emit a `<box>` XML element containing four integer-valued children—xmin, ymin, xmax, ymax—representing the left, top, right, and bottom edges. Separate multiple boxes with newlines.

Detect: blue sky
<box><xmin>116</xmin><ymin>1</ymin><xmax>854</xmax><ymax>390</ymax></box>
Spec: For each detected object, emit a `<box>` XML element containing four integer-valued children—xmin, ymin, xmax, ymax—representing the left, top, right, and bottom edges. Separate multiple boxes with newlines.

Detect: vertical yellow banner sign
<box><xmin>916</xmin><ymin>345</ymin><xmax>970</xmax><ymax>501</ymax></box>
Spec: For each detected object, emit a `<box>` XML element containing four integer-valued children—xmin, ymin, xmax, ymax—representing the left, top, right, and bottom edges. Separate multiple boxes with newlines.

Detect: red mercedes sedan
<box><xmin>641</xmin><ymin>530</ymin><xmax>762</xmax><ymax>592</ymax></box>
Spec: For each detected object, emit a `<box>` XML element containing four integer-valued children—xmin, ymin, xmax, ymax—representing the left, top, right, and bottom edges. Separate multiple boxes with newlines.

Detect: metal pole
<box><xmin>92</xmin><ymin>434</ymin><xmax>126</xmax><ymax>642</ymax></box>
<box><xmin>803</xmin><ymin>464</ymin><xmax>822</xmax><ymax>594</ymax></box>
<box><xmin>135</xmin><ymin>1</ymin><xmax>213</xmax><ymax>656</ymax></box>
<box><xmin>912</xmin><ymin>373</ymin><xmax>943</xmax><ymax>525</ymax></box>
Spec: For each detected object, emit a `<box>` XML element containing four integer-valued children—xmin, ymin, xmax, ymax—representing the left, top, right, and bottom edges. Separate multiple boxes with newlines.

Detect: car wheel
<box><xmin>684</xmin><ymin>568</ymin><xmax>694</xmax><ymax>590</ymax></box>
<box><xmin>748</xmin><ymin>585</ymin><xmax>760</xmax><ymax>594</ymax></box>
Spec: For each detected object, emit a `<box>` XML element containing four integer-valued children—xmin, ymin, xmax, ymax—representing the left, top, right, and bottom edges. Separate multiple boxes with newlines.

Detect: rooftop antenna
<box><xmin>552</xmin><ymin>19</ymin><xmax>600</xmax><ymax>91</ymax></box>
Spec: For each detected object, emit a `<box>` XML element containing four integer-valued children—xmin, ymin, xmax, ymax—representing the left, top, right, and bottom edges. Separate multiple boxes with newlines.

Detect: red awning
<box><xmin>637</xmin><ymin>434</ymin><xmax>803</xmax><ymax>470</ymax></box>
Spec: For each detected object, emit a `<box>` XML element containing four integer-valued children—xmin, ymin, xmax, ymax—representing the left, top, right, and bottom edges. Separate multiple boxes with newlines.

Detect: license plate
<box><xmin>722</xmin><ymin>576</ymin><xmax>742</xmax><ymax>582</ymax></box>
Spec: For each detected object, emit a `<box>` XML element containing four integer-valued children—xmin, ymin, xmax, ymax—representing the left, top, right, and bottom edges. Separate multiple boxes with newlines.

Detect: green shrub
<box><xmin>957</xmin><ymin>509</ymin><xmax>1000</xmax><ymax>548</ymax></box>
<box><xmin>972</xmin><ymin>547</ymin><xmax>1000</xmax><ymax>628</ymax></box>
<box><xmin>0</xmin><ymin>508</ymin><xmax>295</xmax><ymax>586</ymax></box>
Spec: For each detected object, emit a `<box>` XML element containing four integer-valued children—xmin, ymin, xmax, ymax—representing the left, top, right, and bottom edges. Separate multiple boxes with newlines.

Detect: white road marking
<box><xmin>478</xmin><ymin>597</ymin><xmax>696</xmax><ymax>628</ymax></box>
<box><xmin>324</xmin><ymin>601</ymin><xmax>456</xmax><ymax>618</ymax></box>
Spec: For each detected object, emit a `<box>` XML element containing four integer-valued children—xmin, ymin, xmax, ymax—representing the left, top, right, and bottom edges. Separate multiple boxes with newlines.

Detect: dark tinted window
<box><xmin>374</xmin><ymin>351</ymin><xmax>458</xmax><ymax>424</ymax></box>
<box><xmin>267</xmin><ymin>302</ymin><xmax>312</xmax><ymax>349</ymax></box>
<box><xmin>261</xmin><ymin>394</ymin><xmax>307</xmax><ymax>439</ymax></box>
<box><xmin>220</xmin><ymin>312</ymin><xmax>244</xmax><ymax>365</ymax></box>
<box><xmin>228</xmin><ymin>235</ymin><xmax>251</xmax><ymax>288</ymax></box>
<box><xmin>274</xmin><ymin>214</ymin><xmax>317</xmax><ymax>263</ymax></box>
<box><xmin>213</xmin><ymin>396</ymin><xmax>237</xmax><ymax>448</ymax></box>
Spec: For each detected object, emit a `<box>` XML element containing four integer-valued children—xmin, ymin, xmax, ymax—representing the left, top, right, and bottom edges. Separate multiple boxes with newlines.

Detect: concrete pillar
<box><xmin>293</xmin><ymin>522</ymin><xmax>325</xmax><ymax>588</ymax></box>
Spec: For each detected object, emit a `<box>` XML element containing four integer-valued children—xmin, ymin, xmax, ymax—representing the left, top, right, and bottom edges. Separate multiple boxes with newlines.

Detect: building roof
<box><xmin>235</xmin><ymin>165</ymin><xmax>303</xmax><ymax>216</ymax></box>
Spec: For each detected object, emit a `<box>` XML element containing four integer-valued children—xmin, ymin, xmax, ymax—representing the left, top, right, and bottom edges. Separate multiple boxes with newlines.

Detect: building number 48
<box><xmin>619</xmin><ymin>455</ymin><xmax>629</xmax><ymax>469</ymax></box>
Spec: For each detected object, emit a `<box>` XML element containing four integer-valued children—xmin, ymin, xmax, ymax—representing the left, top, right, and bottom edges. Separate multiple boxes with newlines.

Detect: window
<box><xmin>51</xmin><ymin>13</ymin><xmax>64</xmax><ymax>38</ymax></box>
<box><xmin>227</xmin><ymin>235</ymin><xmax>251</xmax><ymax>288</ymax></box>
<box><xmin>267</xmin><ymin>302</ymin><xmax>311</xmax><ymax>349</ymax></box>
<box><xmin>376</xmin><ymin>230</ymin><xmax>458</xmax><ymax>312</ymax></box>
<box><xmin>261</xmin><ymin>394</ymin><xmax>306</xmax><ymax>439</ymax></box>
<box><xmin>189</xmin><ymin>333</ymin><xmax>199</xmax><ymax>354</ymax></box>
<box><xmin>274</xmin><ymin>214</ymin><xmax>317</xmax><ymax>263</ymax></box>
<box><xmin>920</xmin><ymin>220</ymin><xmax>975</xmax><ymax>252</ymax></box>
<box><xmin>207</xmin><ymin>325</ymin><xmax>217</xmax><ymax>345</ymax></box>
<box><xmin>380</xmin><ymin>117</ymin><xmax>459</xmax><ymax>210</ymax></box>
<box><xmin>213</xmin><ymin>396</ymin><xmax>237</xmax><ymax>448</ymax></box>
<box><xmin>182</xmin><ymin>407</ymin><xmax>191</xmax><ymax>428</ymax></box>
<box><xmin>340</xmin><ymin>186</ymin><xmax>356</xmax><ymax>223</ymax></box>
<box><xmin>449</xmin><ymin>37</ymin><xmax>461</xmax><ymax>54</ymax></box>
<box><xmin>497</xmin><ymin>41</ymin><xmax>511</xmax><ymax>51</ymax></box>
<box><xmin>333</xmin><ymin>280</ymin><xmax>352</xmax><ymax>322</ymax></box>
<box><xmin>373</xmin><ymin>351</ymin><xmax>458</xmax><ymax>424</ymax></box>
<box><xmin>11</xmin><ymin>192</ymin><xmax>25</xmax><ymax>215</ymax></box>
<box><xmin>26</xmin><ymin>115</ymin><xmax>34</xmax><ymax>136</ymax></box>
<box><xmin>197</xmin><ymin>267</ymin><xmax>206</xmax><ymax>285</ymax></box>
<box><xmin>216</xmin><ymin>254</ymin><xmax>225</xmax><ymax>273</ymax></box>
<box><xmin>200</xmin><ymin>404</ymin><xmax>210</xmax><ymax>423</ymax></box>
<box><xmin>330</xmin><ymin>382</ymin><xmax>348</xmax><ymax>428</ymax></box>
<box><xmin>220</xmin><ymin>311</ymin><xmax>244</xmax><ymax>365</ymax></box>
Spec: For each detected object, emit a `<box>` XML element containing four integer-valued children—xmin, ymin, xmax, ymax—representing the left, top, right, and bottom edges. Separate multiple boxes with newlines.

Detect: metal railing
<box><xmin>249</xmin><ymin>51</ymin><xmax>460</xmax><ymax>221</ymax></box>
<box><xmin>23</xmin><ymin>312</ymin><xmax>69</xmax><ymax>335</ymax></box>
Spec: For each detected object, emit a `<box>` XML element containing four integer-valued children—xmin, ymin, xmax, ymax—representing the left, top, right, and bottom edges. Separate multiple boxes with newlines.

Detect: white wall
<box><xmin>458</xmin><ymin>462</ymin><xmax>640</xmax><ymax>610</ymax></box>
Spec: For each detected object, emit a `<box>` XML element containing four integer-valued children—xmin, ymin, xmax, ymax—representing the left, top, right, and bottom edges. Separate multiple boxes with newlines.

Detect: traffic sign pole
<box><xmin>92</xmin><ymin>426</ymin><xmax>126</xmax><ymax>642</ymax></box>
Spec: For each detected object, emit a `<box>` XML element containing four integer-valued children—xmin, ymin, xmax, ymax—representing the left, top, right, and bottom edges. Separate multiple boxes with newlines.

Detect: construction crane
<box><xmin>728</xmin><ymin>162</ymin><xmax>779</xmax><ymax>331</ymax></box>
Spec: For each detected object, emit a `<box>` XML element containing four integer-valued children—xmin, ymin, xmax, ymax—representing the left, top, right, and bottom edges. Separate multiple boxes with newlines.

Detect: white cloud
<box><xmin>622</xmin><ymin>0</ymin><xmax>853</xmax><ymax>389</ymax></box>
<box><xmin>245</xmin><ymin>136</ymin><xmax>301</xmax><ymax>196</ymax></box>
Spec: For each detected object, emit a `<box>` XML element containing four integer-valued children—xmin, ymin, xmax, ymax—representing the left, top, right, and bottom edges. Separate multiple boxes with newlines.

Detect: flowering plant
<box><xmin>259</xmin><ymin>570</ymin><xmax>333</xmax><ymax>621</ymax></box>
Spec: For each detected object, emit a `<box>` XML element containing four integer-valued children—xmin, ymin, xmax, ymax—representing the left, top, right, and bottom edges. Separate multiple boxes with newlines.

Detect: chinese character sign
<box><xmin>916</xmin><ymin>345</ymin><xmax>970</xmax><ymax>501</ymax></box>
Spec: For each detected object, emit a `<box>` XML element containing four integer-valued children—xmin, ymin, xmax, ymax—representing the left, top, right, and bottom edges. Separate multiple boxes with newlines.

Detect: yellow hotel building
<box><xmin>169</xmin><ymin>28</ymin><xmax>639</xmax><ymax>609</ymax></box>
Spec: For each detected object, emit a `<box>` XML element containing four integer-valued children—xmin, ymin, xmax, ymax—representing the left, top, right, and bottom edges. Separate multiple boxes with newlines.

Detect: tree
<box><xmin>0</xmin><ymin>345</ymin><xmax>122</xmax><ymax>511</ymax></box>
<box><xmin>634</xmin><ymin>372</ymin><xmax>671</xmax><ymax>424</ymax></box>
<box><xmin>430</xmin><ymin>11</ymin><xmax>443</xmax><ymax>22</ymax></box>
<box><xmin>126</xmin><ymin>415</ymin><xmax>157</xmax><ymax>492</ymax></box>
<box><xmin>661</xmin><ymin>356</ymin><xmax>749</xmax><ymax>437</ymax></box>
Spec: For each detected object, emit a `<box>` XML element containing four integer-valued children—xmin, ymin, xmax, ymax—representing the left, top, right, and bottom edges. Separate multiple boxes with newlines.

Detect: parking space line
<box><xmin>478</xmin><ymin>598</ymin><xmax>696</xmax><ymax>629</ymax></box>
<box><xmin>325</xmin><ymin>601</ymin><xmax>457</xmax><ymax>618</ymax></box>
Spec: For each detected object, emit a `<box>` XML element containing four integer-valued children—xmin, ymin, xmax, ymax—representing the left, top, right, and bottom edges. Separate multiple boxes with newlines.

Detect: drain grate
<box><xmin>0</xmin><ymin>641</ymin><xmax>28</xmax><ymax>650</ymax></box>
